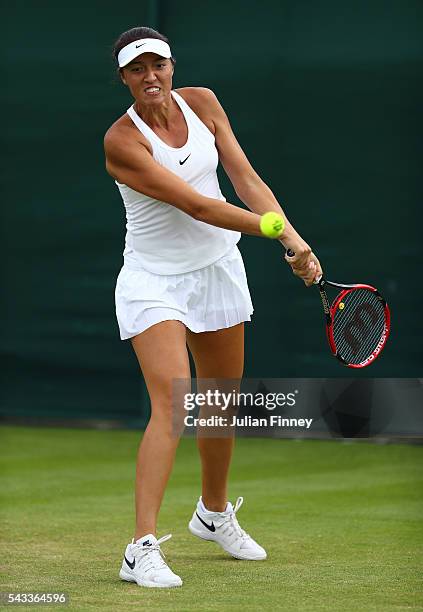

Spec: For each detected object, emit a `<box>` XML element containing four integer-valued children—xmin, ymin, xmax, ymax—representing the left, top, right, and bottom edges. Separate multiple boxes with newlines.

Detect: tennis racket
<box><xmin>286</xmin><ymin>249</ymin><xmax>391</xmax><ymax>368</ymax></box>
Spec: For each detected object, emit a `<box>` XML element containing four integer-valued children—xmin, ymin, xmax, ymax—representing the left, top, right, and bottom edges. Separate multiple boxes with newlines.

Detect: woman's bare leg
<box><xmin>130</xmin><ymin>320</ymin><xmax>190</xmax><ymax>540</ymax></box>
<box><xmin>186</xmin><ymin>323</ymin><xmax>245</xmax><ymax>512</ymax></box>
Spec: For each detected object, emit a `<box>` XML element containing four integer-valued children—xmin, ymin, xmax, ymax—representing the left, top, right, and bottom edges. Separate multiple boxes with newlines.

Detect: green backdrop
<box><xmin>2</xmin><ymin>0</ymin><xmax>422</xmax><ymax>422</ymax></box>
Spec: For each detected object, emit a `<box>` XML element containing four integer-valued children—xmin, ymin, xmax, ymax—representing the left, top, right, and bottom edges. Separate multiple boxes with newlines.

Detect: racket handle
<box><xmin>285</xmin><ymin>249</ymin><xmax>322</xmax><ymax>284</ymax></box>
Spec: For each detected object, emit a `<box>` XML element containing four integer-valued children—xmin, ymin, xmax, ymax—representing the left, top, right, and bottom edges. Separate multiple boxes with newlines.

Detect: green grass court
<box><xmin>1</xmin><ymin>426</ymin><xmax>422</xmax><ymax>611</ymax></box>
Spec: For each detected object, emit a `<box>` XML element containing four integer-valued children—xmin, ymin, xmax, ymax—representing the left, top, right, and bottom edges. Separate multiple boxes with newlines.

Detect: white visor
<box><xmin>118</xmin><ymin>38</ymin><xmax>172</xmax><ymax>68</ymax></box>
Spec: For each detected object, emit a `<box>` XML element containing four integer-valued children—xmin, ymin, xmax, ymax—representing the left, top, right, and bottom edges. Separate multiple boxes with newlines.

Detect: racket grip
<box><xmin>285</xmin><ymin>248</ymin><xmax>322</xmax><ymax>284</ymax></box>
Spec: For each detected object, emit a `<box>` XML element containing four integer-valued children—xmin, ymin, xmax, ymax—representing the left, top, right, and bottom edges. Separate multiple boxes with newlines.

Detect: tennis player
<box><xmin>104</xmin><ymin>27</ymin><xmax>322</xmax><ymax>588</ymax></box>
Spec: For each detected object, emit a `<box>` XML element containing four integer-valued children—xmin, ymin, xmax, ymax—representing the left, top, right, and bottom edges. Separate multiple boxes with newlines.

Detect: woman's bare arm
<box><xmin>104</xmin><ymin>124</ymin><xmax>266</xmax><ymax>238</ymax></box>
<box><xmin>191</xmin><ymin>88</ymin><xmax>322</xmax><ymax>285</ymax></box>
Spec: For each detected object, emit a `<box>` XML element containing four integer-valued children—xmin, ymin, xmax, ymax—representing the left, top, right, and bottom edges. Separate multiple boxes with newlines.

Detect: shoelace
<box><xmin>220</xmin><ymin>497</ymin><xmax>251</xmax><ymax>542</ymax></box>
<box><xmin>132</xmin><ymin>534</ymin><xmax>172</xmax><ymax>573</ymax></box>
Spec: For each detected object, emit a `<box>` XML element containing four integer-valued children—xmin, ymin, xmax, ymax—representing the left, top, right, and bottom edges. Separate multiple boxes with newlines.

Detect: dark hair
<box><xmin>112</xmin><ymin>26</ymin><xmax>176</xmax><ymax>68</ymax></box>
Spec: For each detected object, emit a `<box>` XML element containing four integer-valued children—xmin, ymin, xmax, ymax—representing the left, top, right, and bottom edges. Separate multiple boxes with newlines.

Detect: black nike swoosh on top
<box><xmin>196</xmin><ymin>512</ymin><xmax>216</xmax><ymax>532</ymax></box>
<box><xmin>124</xmin><ymin>555</ymin><xmax>136</xmax><ymax>570</ymax></box>
<box><xmin>135</xmin><ymin>43</ymin><xmax>146</xmax><ymax>48</ymax></box>
<box><xmin>179</xmin><ymin>154</ymin><xmax>191</xmax><ymax>165</ymax></box>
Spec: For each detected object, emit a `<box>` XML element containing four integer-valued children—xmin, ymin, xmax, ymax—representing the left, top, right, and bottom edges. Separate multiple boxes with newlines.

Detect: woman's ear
<box><xmin>119</xmin><ymin>68</ymin><xmax>127</xmax><ymax>86</ymax></box>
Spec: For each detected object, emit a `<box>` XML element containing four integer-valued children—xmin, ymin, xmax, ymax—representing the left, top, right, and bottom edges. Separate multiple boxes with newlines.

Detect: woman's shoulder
<box><xmin>175</xmin><ymin>87</ymin><xmax>221</xmax><ymax>134</ymax></box>
<box><xmin>175</xmin><ymin>86</ymin><xmax>220</xmax><ymax>108</ymax></box>
<box><xmin>104</xmin><ymin>112</ymin><xmax>130</xmax><ymax>143</ymax></box>
<box><xmin>104</xmin><ymin>112</ymin><xmax>150</xmax><ymax>154</ymax></box>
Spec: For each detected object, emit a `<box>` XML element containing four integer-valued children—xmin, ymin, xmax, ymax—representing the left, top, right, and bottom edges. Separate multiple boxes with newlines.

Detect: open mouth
<box><xmin>144</xmin><ymin>87</ymin><xmax>161</xmax><ymax>94</ymax></box>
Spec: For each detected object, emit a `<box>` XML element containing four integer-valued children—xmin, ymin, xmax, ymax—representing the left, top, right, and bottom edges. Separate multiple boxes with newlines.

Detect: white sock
<box><xmin>199</xmin><ymin>498</ymin><xmax>230</xmax><ymax>513</ymax></box>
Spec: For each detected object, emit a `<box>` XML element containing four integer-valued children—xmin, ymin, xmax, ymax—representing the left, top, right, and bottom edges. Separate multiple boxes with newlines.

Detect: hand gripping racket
<box><xmin>286</xmin><ymin>250</ymin><xmax>391</xmax><ymax>368</ymax></box>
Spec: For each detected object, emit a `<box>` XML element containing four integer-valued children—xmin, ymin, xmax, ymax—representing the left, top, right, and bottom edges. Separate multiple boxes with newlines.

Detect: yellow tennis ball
<box><xmin>260</xmin><ymin>212</ymin><xmax>285</xmax><ymax>238</ymax></box>
<box><xmin>339</xmin><ymin>302</ymin><xmax>345</xmax><ymax>310</ymax></box>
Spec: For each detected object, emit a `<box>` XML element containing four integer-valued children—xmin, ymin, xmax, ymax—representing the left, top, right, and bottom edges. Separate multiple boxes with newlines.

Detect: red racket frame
<box><xmin>323</xmin><ymin>283</ymin><xmax>391</xmax><ymax>368</ymax></box>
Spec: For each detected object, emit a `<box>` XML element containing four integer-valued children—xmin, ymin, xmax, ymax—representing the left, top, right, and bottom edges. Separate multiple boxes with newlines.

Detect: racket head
<box><xmin>323</xmin><ymin>283</ymin><xmax>390</xmax><ymax>368</ymax></box>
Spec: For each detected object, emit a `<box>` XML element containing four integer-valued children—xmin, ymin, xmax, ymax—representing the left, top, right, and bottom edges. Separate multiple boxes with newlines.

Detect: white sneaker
<box><xmin>119</xmin><ymin>533</ymin><xmax>182</xmax><ymax>588</ymax></box>
<box><xmin>188</xmin><ymin>496</ymin><xmax>267</xmax><ymax>560</ymax></box>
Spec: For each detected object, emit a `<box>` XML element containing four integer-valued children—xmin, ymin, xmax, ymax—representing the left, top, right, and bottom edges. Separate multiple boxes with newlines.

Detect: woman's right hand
<box><xmin>282</xmin><ymin>234</ymin><xmax>322</xmax><ymax>287</ymax></box>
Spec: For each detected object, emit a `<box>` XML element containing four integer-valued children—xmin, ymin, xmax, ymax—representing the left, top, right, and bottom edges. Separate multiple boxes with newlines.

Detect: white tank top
<box><xmin>115</xmin><ymin>90</ymin><xmax>240</xmax><ymax>274</ymax></box>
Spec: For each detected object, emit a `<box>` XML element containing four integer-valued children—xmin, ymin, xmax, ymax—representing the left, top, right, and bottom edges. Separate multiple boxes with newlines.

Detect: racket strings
<box><xmin>335</xmin><ymin>293</ymin><xmax>385</xmax><ymax>361</ymax></box>
<box><xmin>332</xmin><ymin>288</ymin><xmax>386</xmax><ymax>365</ymax></box>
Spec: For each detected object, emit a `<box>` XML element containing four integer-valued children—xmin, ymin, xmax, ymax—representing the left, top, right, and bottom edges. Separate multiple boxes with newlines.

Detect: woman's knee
<box><xmin>146</xmin><ymin>405</ymin><xmax>181</xmax><ymax>440</ymax></box>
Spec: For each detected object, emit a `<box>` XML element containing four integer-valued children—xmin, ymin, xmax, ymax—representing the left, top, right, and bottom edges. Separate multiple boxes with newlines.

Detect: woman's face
<box><xmin>121</xmin><ymin>52</ymin><xmax>174</xmax><ymax>106</ymax></box>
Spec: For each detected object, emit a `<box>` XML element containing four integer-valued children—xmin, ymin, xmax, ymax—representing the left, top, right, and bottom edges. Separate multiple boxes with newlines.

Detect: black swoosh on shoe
<box><xmin>196</xmin><ymin>512</ymin><xmax>216</xmax><ymax>532</ymax></box>
<box><xmin>124</xmin><ymin>555</ymin><xmax>136</xmax><ymax>570</ymax></box>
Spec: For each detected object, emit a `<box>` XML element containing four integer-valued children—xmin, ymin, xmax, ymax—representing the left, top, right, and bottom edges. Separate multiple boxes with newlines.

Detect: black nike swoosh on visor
<box><xmin>196</xmin><ymin>512</ymin><xmax>216</xmax><ymax>532</ymax></box>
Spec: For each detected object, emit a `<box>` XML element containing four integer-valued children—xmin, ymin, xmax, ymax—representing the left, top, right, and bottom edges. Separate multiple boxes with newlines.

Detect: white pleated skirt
<box><xmin>115</xmin><ymin>245</ymin><xmax>254</xmax><ymax>340</ymax></box>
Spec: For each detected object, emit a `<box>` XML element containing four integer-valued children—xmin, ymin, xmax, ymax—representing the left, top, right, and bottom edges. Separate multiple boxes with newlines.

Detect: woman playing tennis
<box><xmin>104</xmin><ymin>26</ymin><xmax>322</xmax><ymax>588</ymax></box>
